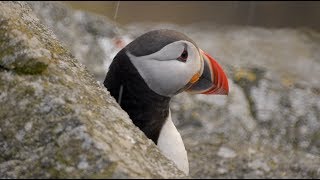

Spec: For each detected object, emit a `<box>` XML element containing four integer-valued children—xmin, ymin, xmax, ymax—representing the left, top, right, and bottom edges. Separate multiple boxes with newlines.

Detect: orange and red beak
<box><xmin>186</xmin><ymin>49</ymin><xmax>229</xmax><ymax>95</ymax></box>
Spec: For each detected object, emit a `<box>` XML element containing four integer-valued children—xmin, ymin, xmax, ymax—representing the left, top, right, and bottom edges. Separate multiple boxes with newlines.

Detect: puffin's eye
<box><xmin>177</xmin><ymin>49</ymin><xmax>188</xmax><ymax>62</ymax></box>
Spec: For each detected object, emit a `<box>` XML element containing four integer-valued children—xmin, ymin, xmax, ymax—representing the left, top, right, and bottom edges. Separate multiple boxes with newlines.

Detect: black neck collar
<box><xmin>104</xmin><ymin>49</ymin><xmax>171</xmax><ymax>144</ymax></box>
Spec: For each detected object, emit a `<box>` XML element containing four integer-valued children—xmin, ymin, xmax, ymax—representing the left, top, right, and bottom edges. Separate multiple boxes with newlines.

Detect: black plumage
<box><xmin>126</xmin><ymin>29</ymin><xmax>197</xmax><ymax>57</ymax></box>
<box><xmin>104</xmin><ymin>48</ymin><xmax>170</xmax><ymax>144</ymax></box>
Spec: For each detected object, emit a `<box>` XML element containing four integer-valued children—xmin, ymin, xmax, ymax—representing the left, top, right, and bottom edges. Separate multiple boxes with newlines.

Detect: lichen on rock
<box><xmin>0</xmin><ymin>1</ymin><xmax>186</xmax><ymax>178</ymax></box>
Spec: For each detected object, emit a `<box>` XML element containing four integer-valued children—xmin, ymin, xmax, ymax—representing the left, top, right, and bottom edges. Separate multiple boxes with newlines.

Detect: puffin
<box><xmin>104</xmin><ymin>29</ymin><xmax>229</xmax><ymax>175</ymax></box>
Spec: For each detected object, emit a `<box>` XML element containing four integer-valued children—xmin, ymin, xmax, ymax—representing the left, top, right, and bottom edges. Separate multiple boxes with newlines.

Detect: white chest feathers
<box><xmin>157</xmin><ymin>110</ymin><xmax>189</xmax><ymax>175</ymax></box>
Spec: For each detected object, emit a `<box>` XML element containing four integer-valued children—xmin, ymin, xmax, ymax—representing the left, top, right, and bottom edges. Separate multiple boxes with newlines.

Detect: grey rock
<box><xmin>217</xmin><ymin>147</ymin><xmax>237</xmax><ymax>159</ymax></box>
<box><xmin>186</xmin><ymin>137</ymin><xmax>320</xmax><ymax>178</ymax></box>
<box><xmin>0</xmin><ymin>1</ymin><xmax>186</xmax><ymax>178</ymax></box>
<box><xmin>27</xmin><ymin>1</ymin><xmax>320</xmax><ymax>178</ymax></box>
<box><xmin>27</xmin><ymin>1</ymin><xmax>131</xmax><ymax>82</ymax></box>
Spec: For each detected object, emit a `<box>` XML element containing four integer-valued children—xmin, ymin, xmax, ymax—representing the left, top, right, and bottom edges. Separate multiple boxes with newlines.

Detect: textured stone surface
<box><xmin>0</xmin><ymin>1</ymin><xmax>186</xmax><ymax>178</ymax></box>
<box><xmin>25</xmin><ymin>1</ymin><xmax>320</xmax><ymax>178</ymax></box>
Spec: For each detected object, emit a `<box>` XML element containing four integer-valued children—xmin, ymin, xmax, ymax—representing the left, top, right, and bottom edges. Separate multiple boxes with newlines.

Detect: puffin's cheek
<box><xmin>144</xmin><ymin>60</ymin><xmax>192</xmax><ymax>96</ymax></box>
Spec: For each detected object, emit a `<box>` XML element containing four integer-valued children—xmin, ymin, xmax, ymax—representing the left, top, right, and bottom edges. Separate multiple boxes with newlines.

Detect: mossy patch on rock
<box><xmin>0</xmin><ymin>56</ymin><xmax>49</xmax><ymax>75</ymax></box>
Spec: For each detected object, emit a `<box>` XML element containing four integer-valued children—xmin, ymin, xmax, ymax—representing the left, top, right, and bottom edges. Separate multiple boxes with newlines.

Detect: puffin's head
<box><xmin>124</xmin><ymin>29</ymin><xmax>229</xmax><ymax>97</ymax></box>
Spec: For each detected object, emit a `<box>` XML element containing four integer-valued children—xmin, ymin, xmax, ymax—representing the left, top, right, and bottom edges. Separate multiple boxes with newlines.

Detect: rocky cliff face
<box><xmin>0</xmin><ymin>1</ymin><xmax>186</xmax><ymax>178</ymax></box>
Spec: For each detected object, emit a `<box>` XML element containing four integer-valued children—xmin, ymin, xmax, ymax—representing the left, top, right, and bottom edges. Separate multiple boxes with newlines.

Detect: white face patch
<box><xmin>127</xmin><ymin>41</ymin><xmax>201</xmax><ymax>97</ymax></box>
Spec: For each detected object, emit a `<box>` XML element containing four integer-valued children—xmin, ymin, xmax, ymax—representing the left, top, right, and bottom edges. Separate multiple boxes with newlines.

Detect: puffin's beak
<box><xmin>185</xmin><ymin>49</ymin><xmax>229</xmax><ymax>95</ymax></box>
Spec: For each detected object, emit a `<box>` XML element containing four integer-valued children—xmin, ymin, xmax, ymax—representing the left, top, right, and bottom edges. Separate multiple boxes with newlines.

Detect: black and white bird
<box><xmin>104</xmin><ymin>29</ymin><xmax>229</xmax><ymax>175</ymax></box>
